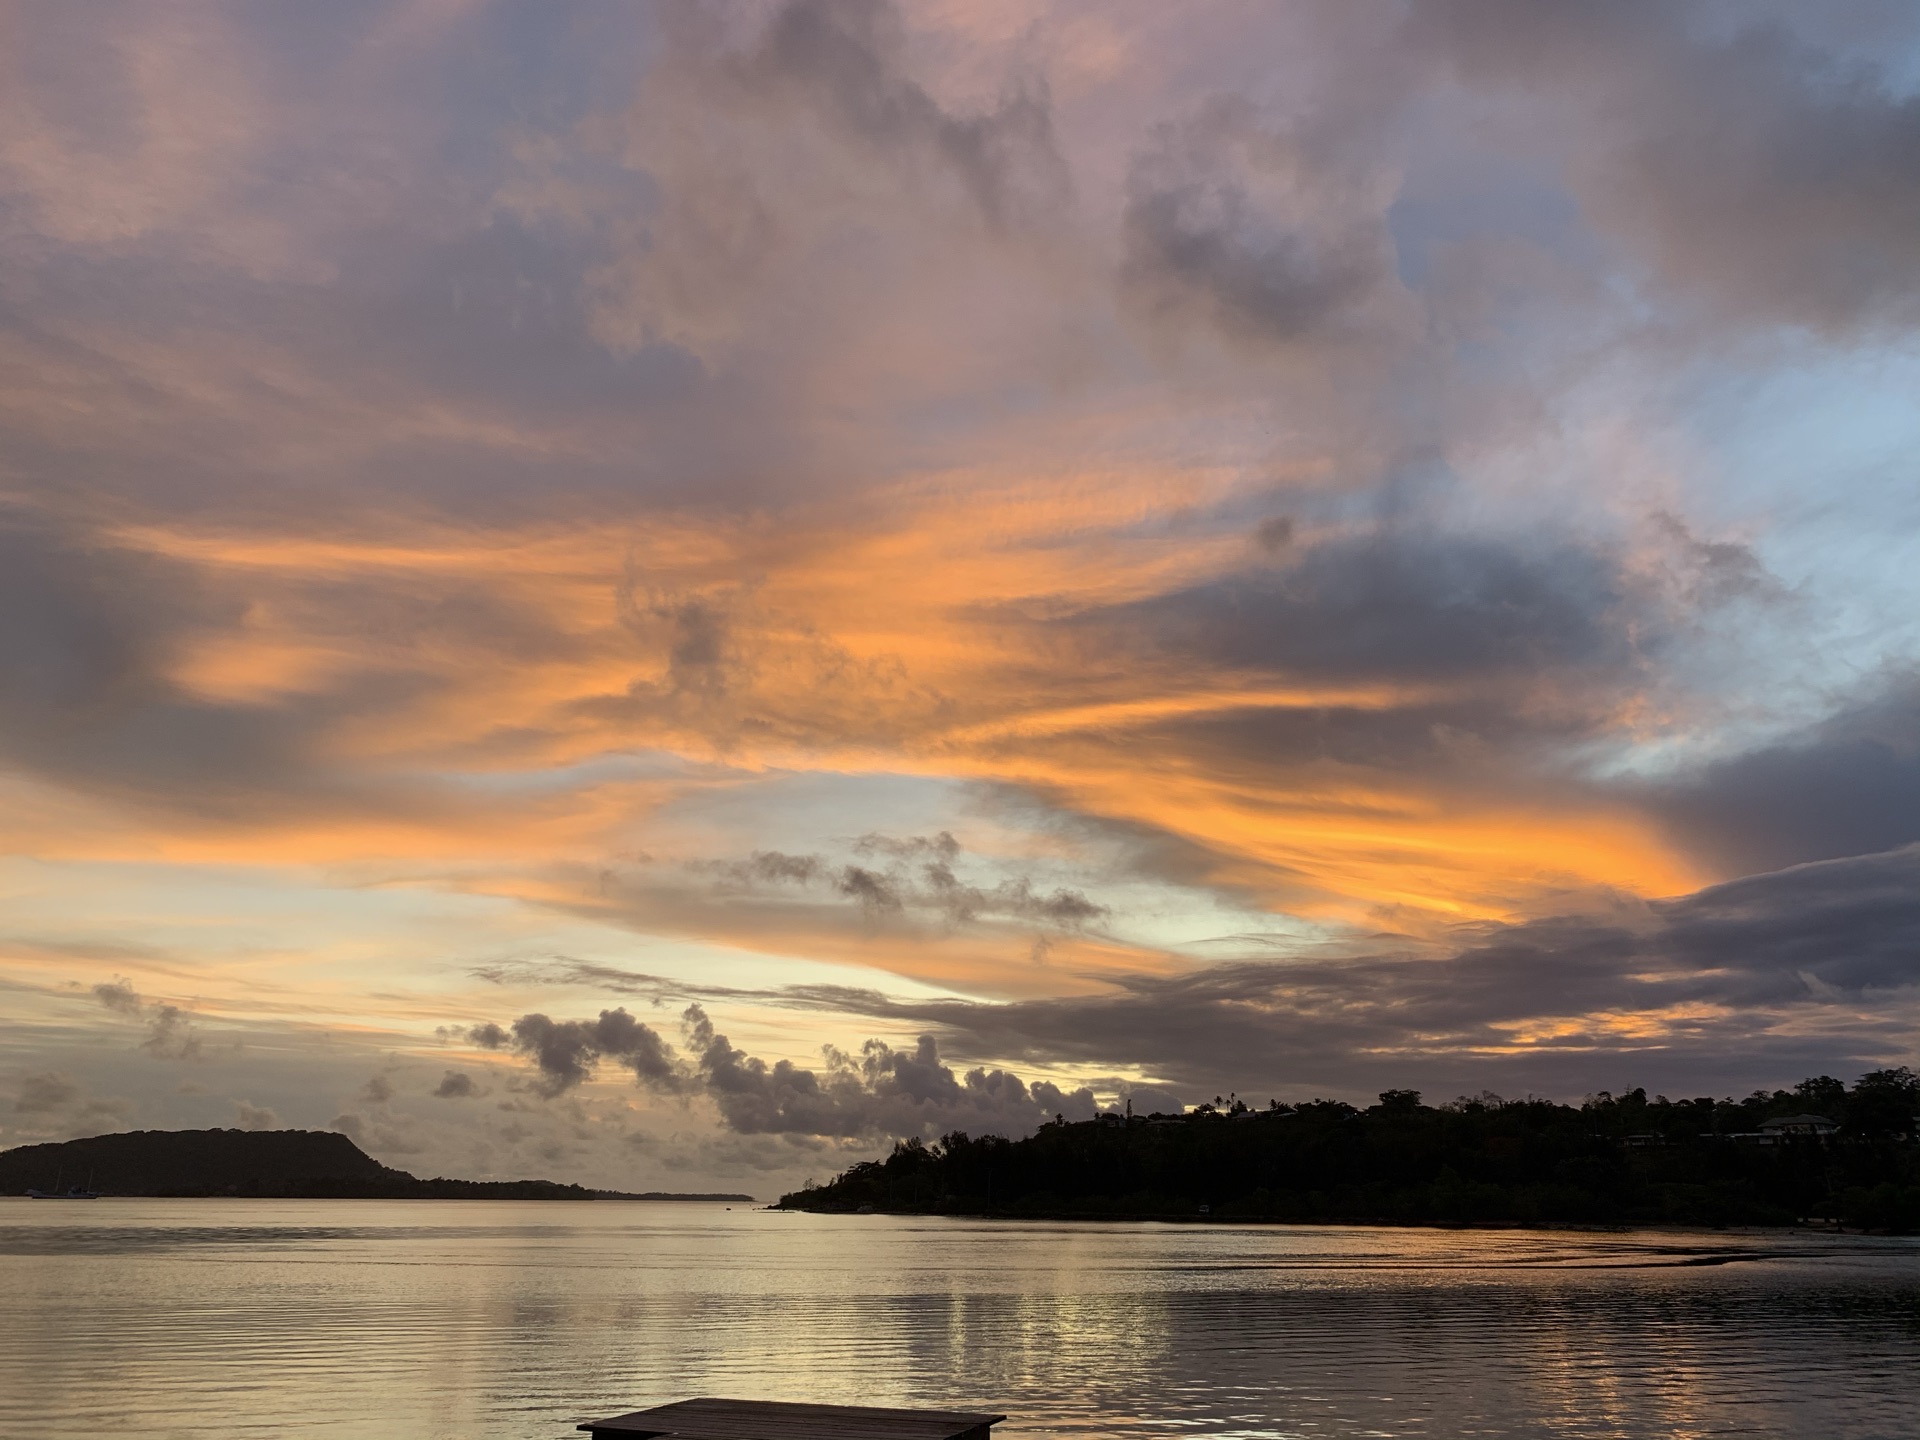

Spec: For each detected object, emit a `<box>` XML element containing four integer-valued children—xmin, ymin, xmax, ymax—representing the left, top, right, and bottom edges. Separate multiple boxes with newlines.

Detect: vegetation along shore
<box><xmin>779</xmin><ymin>1070</ymin><xmax>1920</xmax><ymax>1231</ymax></box>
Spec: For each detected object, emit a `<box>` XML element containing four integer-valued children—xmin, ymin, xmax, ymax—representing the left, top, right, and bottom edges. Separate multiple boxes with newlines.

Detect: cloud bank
<box><xmin>468</xmin><ymin>1002</ymin><xmax>1097</xmax><ymax>1140</ymax></box>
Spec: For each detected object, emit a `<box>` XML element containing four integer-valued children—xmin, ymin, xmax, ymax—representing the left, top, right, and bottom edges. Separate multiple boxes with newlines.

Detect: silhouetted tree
<box><xmin>777</xmin><ymin>1067</ymin><xmax>1920</xmax><ymax>1232</ymax></box>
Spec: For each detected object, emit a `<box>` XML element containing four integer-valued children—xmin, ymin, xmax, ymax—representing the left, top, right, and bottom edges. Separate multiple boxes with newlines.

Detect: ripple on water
<box><xmin>1</xmin><ymin>1203</ymin><xmax>1918</xmax><ymax>1440</ymax></box>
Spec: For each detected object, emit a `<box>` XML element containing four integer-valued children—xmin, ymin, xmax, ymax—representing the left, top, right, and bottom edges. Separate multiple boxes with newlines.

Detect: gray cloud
<box><xmin>923</xmin><ymin>869</ymin><xmax>1107</xmax><ymax>928</ymax></box>
<box><xmin>1642</xmin><ymin>673</ymin><xmax>1920</xmax><ymax>875</ymax></box>
<box><xmin>470</xmin><ymin>999</ymin><xmax>1095</xmax><ymax>1140</ymax></box>
<box><xmin>852</xmin><ymin>831</ymin><xmax>961</xmax><ymax>863</ymax></box>
<box><xmin>494</xmin><ymin>844</ymin><xmax>1920</xmax><ymax>1106</ymax></box>
<box><xmin>479</xmin><ymin>1008</ymin><xmax>685</xmax><ymax>1099</ymax></box>
<box><xmin>702</xmin><ymin>851</ymin><xmax>829</xmax><ymax>888</ymax></box>
<box><xmin>691</xmin><ymin>833</ymin><xmax>1108</xmax><ymax>931</ymax></box>
<box><xmin>1409</xmin><ymin>0</ymin><xmax>1920</xmax><ymax>333</ymax></box>
<box><xmin>331</xmin><ymin>1109</ymin><xmax>427</xmax><ymax>1156</ymax></box>
<box><xmin>1008</xmin><ymin>511</ymin><xmax>1801</xmax><ymax>907</ymax></box>
<box><xmin>13</xmin><ymin>1072</ymin><xmax>82</xmax><ymax>1116</ymax></box>
<box><xmin>94</xmin><ymin>980</ymin><xmax>211</xmax><ymax>1063</ymax></box>
<box><xmin>1253</xmin><ymin>515</ymin><xmax>1296</xmax><ymax>556</ymax></box>
<box><xmin>746</xmin><ymin>0</ymin><xmax>1067</xmax><ymax>233</ymax></box>
<box><xmin>850</xmin><ymin>844</ymin><xmax>1920</xmax><ymax>1100</ymax></box>
<box><xmin>834</xmin><ymin>864</ymin><xmax>904</xmax><ymax>914</ymax></box>
<box><xmin>433</xmin><ymin>1070</ymin><xmax>478</xmax><ymax>1100</ymax></box>
<box><xmin>0</xmin><ymin>512</ymin><xmax>471</xmax><ymax>835</ymax></box>
<box><xmin>140</xmin><ymin>1006</ymin><xmax>203</xmax><ymax>1062</ymax></box>
<box><xmin>5</xmin><ymin>1070</ymin><xmax>132</xmax><ymax>1141</ymax></box>
<box><xmin>233</xmin><ymin>1100</ymin><xmax>278</xmax><ymax>1130</ymax></box>
<box><xmin>682</xmin><ymin>1002</ymin><xmax>1095</xmax><ymax>1137</ymax></box>
<box><xmin>1076</xmin><ymin>525</ymin><xmax>1643</xmax><ymax>688</ymax></box>
<box><xmin>92</xmin><ymin>979</ymin><xmax>143</xmax><ymax>1015</ymax></box>
<box><xmin>1122</xmin><ymin>95</ymin><xmax>1396</xmax><ymax>349</ymax></box>
<box><xmin>0</xmin><ymin>517</ymin><xmax>276</xmax><ymax>815</ymax></box>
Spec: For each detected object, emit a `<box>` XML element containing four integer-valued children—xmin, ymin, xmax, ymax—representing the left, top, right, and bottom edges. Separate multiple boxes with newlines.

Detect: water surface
<box><xmin>4</xmin><ymin>1199</ymin><xmax>1918</xmax><ymax>1440</ymax></box>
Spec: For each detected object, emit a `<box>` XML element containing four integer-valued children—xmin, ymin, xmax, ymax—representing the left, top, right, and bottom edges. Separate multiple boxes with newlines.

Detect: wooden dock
<box><xmin>577</xmin><ymin>1397</ymin><xmax>1006</xmax><ymax>1440</ymax></box>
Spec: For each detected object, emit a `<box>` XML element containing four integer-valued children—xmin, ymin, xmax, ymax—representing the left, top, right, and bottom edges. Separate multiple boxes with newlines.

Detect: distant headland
<box><xmin>779</xmin><ymin>1071</ymin><xmax>1920</xmax><ymax>1231</ymax></box>
<box><xmin>0</xmin><ymin>1128</ymin><xmax>752</xmax><ymax>1202</ymax></box>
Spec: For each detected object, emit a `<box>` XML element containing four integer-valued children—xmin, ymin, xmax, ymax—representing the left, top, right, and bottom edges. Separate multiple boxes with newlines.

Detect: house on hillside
<box><xmin>1759</xmin><ymin>1114</ymin><xmax>1839</xmax><ymax>1139</ymax></box>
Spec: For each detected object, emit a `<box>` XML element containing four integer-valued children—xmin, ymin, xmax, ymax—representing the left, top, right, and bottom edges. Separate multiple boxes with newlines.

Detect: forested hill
<box><xmin>0</xmin><ymin>1128</ymin><xmax>747</xmax><ymax>1201</ymax></box>
<box><xmin>778</xmin><ymin>1072</ymin><xmax>1920</xmax><ymax>1231</ymax></box>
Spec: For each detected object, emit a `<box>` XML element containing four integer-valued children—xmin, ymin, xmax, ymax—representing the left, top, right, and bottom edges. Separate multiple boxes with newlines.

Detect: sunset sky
<box><xmin>4</xmin><ymin>0</ymin><xmax>1920</xmax><ymax>1191</ymax></box>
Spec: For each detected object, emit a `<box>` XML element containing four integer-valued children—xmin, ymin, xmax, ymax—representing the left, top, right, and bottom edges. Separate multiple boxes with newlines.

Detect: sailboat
<box><xmin>26</xmin><ymin>1168</ymin><xmax>99</xmax><ymax>1199</ymax></box>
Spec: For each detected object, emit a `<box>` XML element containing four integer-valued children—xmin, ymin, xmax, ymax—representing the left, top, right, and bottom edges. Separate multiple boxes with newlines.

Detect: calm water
<box><xmin>3</xmin><ymin>1201</ymin><xmax>1919</xmax><ymax>1440</ymax></box>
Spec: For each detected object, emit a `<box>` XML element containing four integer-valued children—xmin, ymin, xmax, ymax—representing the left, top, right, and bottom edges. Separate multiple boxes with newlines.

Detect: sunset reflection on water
<box><xmin>5</xmin><ymin>1201</ymin><xmax>1919</xmax><ymax>1440</ymax></box>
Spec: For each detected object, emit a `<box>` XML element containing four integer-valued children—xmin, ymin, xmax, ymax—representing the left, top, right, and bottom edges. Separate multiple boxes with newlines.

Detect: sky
<box><xmin>4</xmin><ymin>0</ymin><xmax>1920</xmax><ymax>1193</ymax></box>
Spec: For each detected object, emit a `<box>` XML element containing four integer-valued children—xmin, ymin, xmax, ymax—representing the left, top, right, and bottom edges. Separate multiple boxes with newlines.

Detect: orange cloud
<box><xmin>45</xmin><ymin>458</ymin><xmax>1709</xmax><ymax>955</ymax></box>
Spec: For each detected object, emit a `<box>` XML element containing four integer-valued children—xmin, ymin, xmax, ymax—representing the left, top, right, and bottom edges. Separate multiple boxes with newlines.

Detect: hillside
<box><xmin>778</xmin><ymin>1072</ymin><xmax>1920</xmax><ymax>1231</ymax></box>
<box><xmin>0</xmin><ymin>1129</ymin><xmax>749</xmax><ymax>1201</ymax></box>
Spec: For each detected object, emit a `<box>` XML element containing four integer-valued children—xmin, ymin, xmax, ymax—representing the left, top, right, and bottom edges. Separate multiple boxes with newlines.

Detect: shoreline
<box><xmin>770</xmin><ymin>1205</ymin><xmax>1885</xmax><ymax>1236</ymax></box>
<box><xmin>1</xmin><ymin>1191</ymin><xmax>754</xmax><ymax>1203</ymax></box>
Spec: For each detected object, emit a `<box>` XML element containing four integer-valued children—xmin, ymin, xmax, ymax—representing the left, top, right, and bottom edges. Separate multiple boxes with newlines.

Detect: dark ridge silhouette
<box><xmin>778</xmin><ymin>1070</ymin><xmax>1920</xmax><ymax>1232</ymax></box>
<box><xmin>0</xmin><ymin>1129</ymin><xmax>751</xmax><ymax>1202</ymax></box>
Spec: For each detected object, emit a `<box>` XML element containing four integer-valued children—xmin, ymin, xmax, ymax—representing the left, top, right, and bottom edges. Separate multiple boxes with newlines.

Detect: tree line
<box><xmin>777</xmin><ymin>1069</ymin><xmax>1920</xmax><ymax>1230</ymax></box>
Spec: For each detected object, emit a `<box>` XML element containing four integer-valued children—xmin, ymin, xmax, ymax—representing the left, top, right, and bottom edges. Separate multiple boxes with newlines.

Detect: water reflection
<box><xmin>2</xmin><ymin>1200</ymin><xmax>1917</xmax><ymax>1440</ymax></box>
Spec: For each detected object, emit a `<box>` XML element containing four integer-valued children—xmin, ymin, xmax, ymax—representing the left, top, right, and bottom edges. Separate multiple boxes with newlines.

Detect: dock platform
<box><xmin>578</xmin><ymin>1397</ymin><xmax>1006</xmax><ymax>1440</ymax></box>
